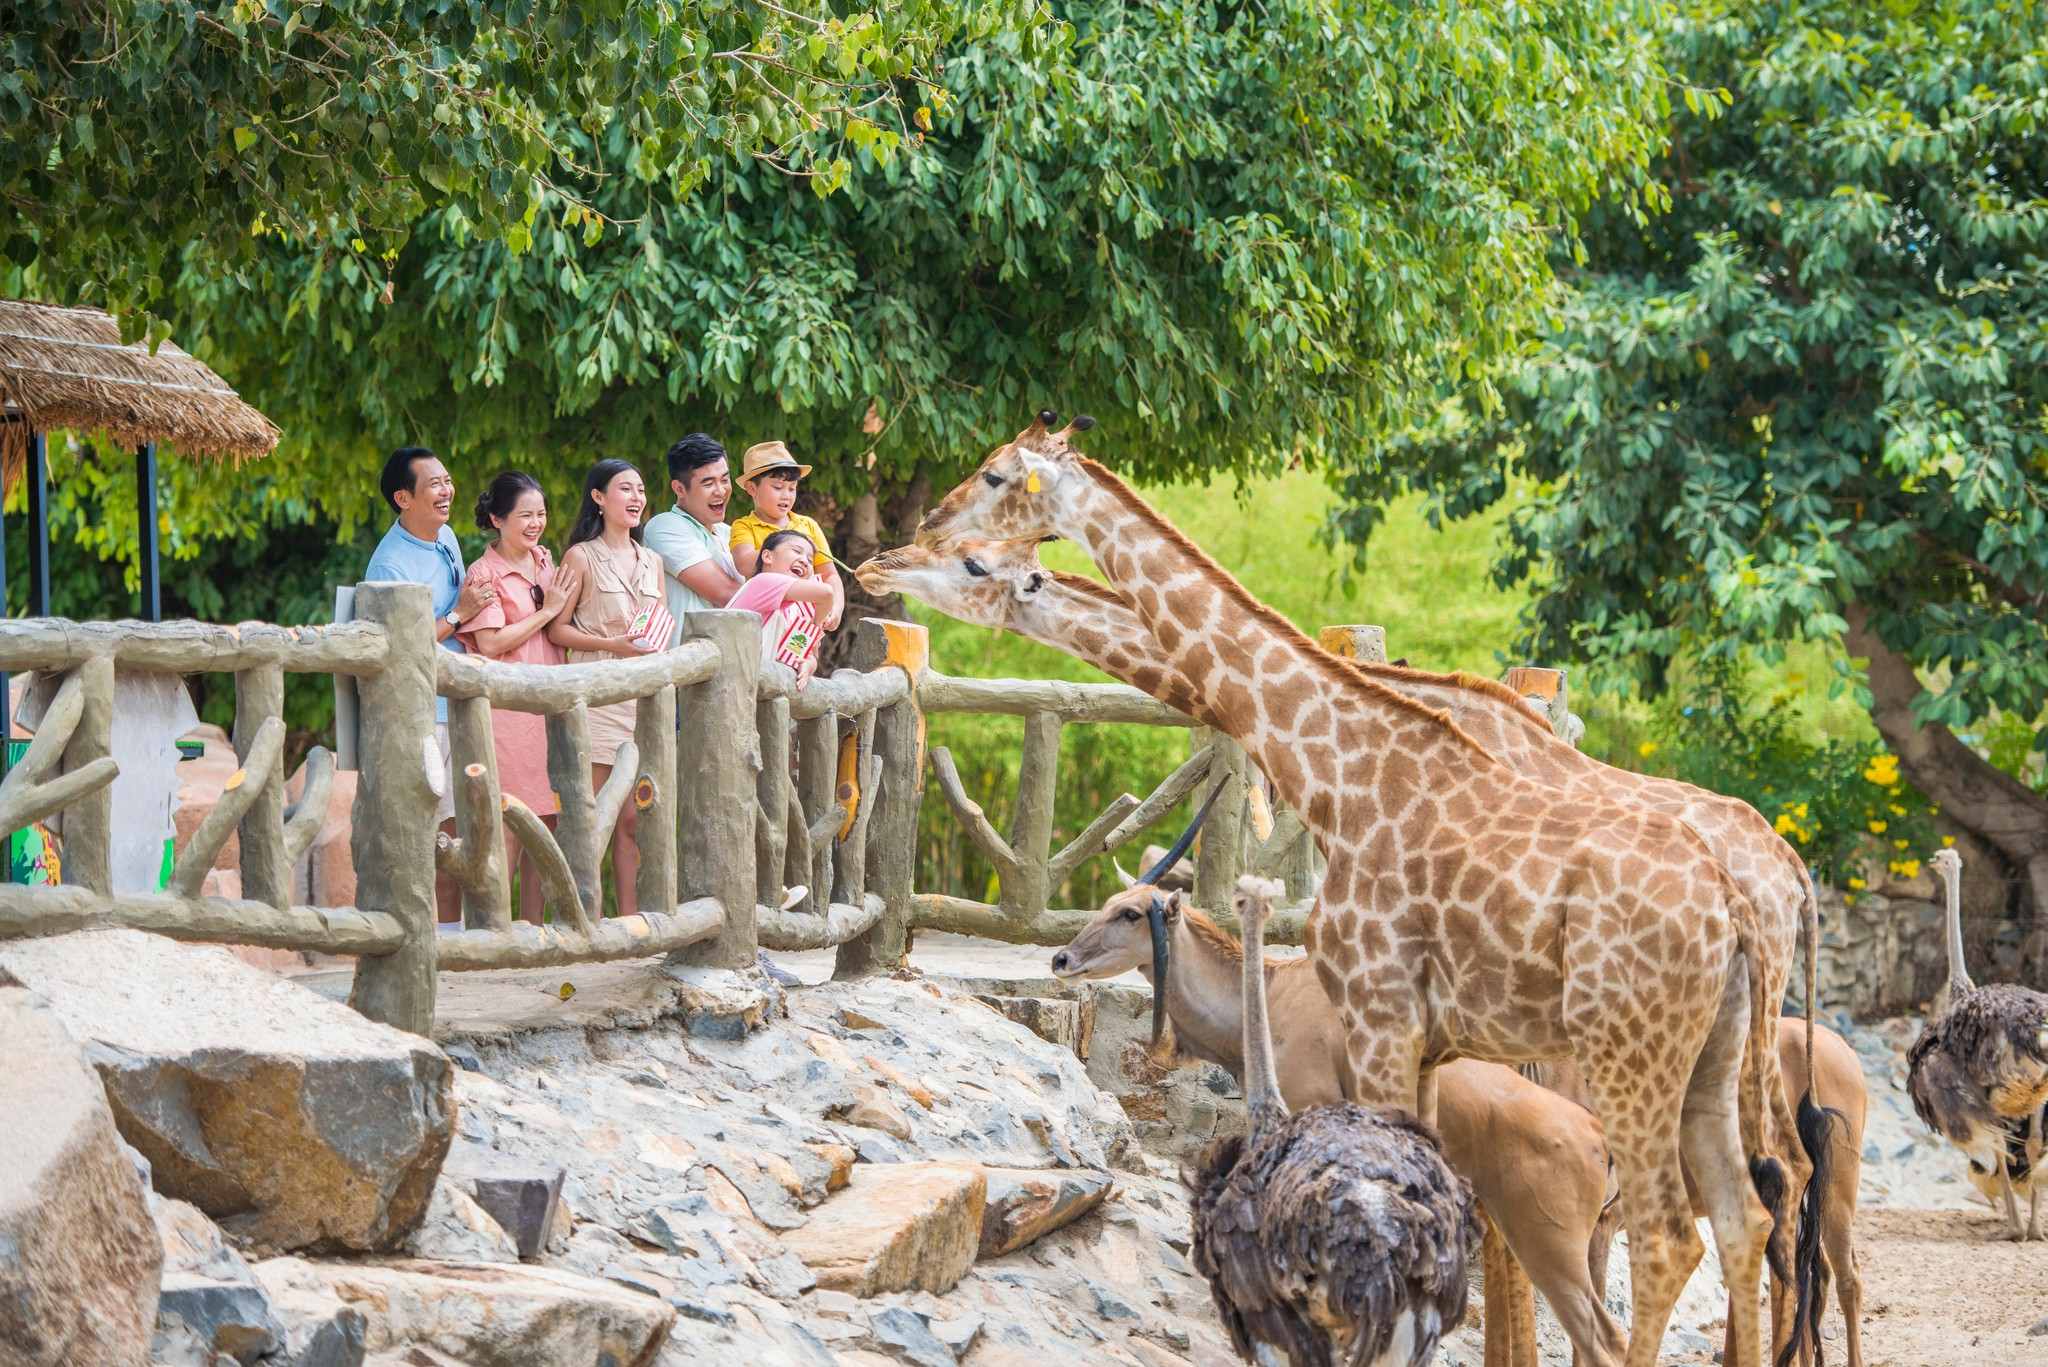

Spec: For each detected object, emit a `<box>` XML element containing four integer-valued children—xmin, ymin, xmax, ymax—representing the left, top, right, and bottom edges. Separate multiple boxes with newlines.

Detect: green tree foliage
<box><xmin>1</xmin><ymin>0</ymin><xmax>1035</xmax><ymax>320</ymax></box>
<box><xmin>1348</xmin><ymin>0</ymin><xmax>2048</xmax><ymax>945</ymax></box>
<box><xmin>144</xmin><ymin>0</ymin><xmax>1670</xmax><ymax>543</ymax></box>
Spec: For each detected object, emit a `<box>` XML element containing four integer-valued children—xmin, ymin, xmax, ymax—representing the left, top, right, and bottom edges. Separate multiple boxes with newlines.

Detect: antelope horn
<box><xmin>1138</xmin><ymin>779</ymin><xmax>1228</xmax><ymax>885</ymax></box>
<box><xmin>1114</xmin><ymin>858</ymin><xmax>1137</xmax><ymax>890</ymax></box>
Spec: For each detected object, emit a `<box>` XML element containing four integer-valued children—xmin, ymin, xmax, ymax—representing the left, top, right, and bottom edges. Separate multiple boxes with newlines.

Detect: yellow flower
<box><xmin>1637</xmin><ymin>741</ymin><xmax>1659</xmax><ymax>758</ymax></box>
<box><xmin>1793</xmin><ymin>827</ymin><xmax>1810</xmax><ymax>844</ymax></box>
<box><xmin>1942</xmin><ymin>835</ymin><xmax>1956</xmax><ymax>847</ymax></box>
<box><xmin>1847</xmin><ymin>877</ymin><xmax>1865</xmax><ymax>890</ymax></box>
<box><xmin>1774</xmin><ymin>813</ymin><xmax>1795</xmax><ymax>835</ymax></box>
<box><xmin>1793</xmin><ymin>802</ymin><xmax>1810</xmax><ymax>819</ymax></box>
<box><xmin>1896</xmin><ymin>859</ymin><xmax>1921</xmax><ymax>880</ymax></box>
<box><xmin>1868</xmin><ymin>819</ymin><xmax>1887</xmax><ymax>834</ymax></box>
<box><xmin>1893</xmin><ymin>838</ymin><xmax>1909</xmax><ymax>851</ymax></box>
<box><xmin>1888</xmin><ymin>803</ymin><xmax>1906</xmax><ymax>816</ymax></box>
<box><xmin>1888</xmin><ymin>786</ymin><xmax>1902</xmax><ymax>797</ymax></box>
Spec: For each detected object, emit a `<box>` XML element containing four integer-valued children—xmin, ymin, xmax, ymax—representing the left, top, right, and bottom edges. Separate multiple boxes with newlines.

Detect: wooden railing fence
<box><xmin>0</xmin><ymin>586</ymin><xmax>1577</xmax><ymax>1033</ymax></box>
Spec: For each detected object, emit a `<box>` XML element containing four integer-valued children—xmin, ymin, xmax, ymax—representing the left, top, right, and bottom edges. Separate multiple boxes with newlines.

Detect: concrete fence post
<box><xmin>671</xmin><ymin>610</ymin><xmax>761</xmax><ymax>969</ymax></box>
<box><xmin>346</xmin><ymin>583</ymin><xmax>440</xmax><ymax>1035</ymax></box>
<box><xmin>834</xmin><ymin>619</ymin><xmax>927</xmax><ymax>979</ymax></box>
<box><xmin>1190</xmin><ymin>728</ymin><xmax>1250</xmax><ymax>915</ymax></box>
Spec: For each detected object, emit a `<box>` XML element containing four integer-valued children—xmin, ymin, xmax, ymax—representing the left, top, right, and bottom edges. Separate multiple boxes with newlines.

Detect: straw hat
<box><xmin>740</xmin><ymin>440</ymin><xmax>812</xmax><ymax>482</ymax></box>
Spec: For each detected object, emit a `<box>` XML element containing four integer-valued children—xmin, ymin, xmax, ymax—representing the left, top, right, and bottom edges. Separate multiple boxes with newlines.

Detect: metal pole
<box><xmin>137</xmin><ymin>442</ymin><xmax>160</xmax><ymax>621</ymax></box>
<box><xmin>25</xmin><ymin>430</ymin><xmax>49</xmax><ymax>617</ymax></box>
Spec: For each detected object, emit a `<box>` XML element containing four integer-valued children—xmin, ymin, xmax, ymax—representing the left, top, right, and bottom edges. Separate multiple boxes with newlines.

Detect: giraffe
<box><xmin>859</xmin><ymin>535</ymin><xmax>1831</xmax><ymax>1362</ymax></box>
<box><xmin>916</xmin><ymin>415</ymin><xmax>1789</xmax><ymax>1367</ymax></box>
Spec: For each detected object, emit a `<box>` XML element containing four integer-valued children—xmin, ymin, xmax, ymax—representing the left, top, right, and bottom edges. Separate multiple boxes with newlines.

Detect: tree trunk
<box><xmin>1844</xmin><ymin>601</ymin><xmax>2048</xmax><ymax>979</ymax></box>
<box><xmin>804</xmin><ymin>475</ymin><xmax>929</xmax><ymax>676</ymax></box>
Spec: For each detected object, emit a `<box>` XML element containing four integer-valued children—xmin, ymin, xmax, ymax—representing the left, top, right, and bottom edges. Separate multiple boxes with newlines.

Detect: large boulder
<box><xmin>781</xmin><ymin>1163</ymin><xmax>986</xmax><ymax>1297</ymax></box>
<box><xmin>251</xmin><ymin>1257</ymin><xmax>673</xmax><ymax>1367</ymax></box>
<box><xmin>0</xmin><ymin>929</ymin><xmax>454</xmax><ymax>1253</ymax></box>
<box><xmin>977</xmin><ymin>1167</ymin><xmax>1115</xmax><ymax>1259</ymax></box>
<box><xmin>0</xmin><ymin>986</ymin><xmax>163</xmax><ymax>1366</ymax></box>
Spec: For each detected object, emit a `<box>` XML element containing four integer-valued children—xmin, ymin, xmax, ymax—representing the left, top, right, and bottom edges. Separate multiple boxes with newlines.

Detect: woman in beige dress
<box><xmin>547</xmin><ymin>459</ymin><xmax>665</xmax><ymax>918</ymax></box>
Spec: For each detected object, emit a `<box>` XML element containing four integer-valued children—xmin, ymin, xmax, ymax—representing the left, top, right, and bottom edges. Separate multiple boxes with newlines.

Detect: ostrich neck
<box><xmin>1943</xmin><ymin>871</ymin><xmax>1974</xmax><ymax>994</ymax></box>
<box><xmin>1239</xmin><ymin>908</ymin><xmax>1288</xmax><ymax>1124</ymax></box>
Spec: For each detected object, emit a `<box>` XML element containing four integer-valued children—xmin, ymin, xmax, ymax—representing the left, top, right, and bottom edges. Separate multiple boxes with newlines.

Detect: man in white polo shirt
<box><xmin>643</xmin><ymin>432</ymin><xmax>743</xmax><ymax>625</ymax></box>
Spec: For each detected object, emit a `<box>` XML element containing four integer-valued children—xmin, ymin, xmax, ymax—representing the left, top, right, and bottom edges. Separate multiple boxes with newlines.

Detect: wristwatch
<box><xmin>445</xmin><ymin>608</ymin><xmax>463</xmax><ymax>628</ymax></box>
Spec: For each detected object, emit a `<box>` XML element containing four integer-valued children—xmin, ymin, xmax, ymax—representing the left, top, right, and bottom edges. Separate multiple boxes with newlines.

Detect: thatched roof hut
<box><xmin>0</xmin><ymin>298</ymin><xmax>279</xmax><ymax>484</ymax></box>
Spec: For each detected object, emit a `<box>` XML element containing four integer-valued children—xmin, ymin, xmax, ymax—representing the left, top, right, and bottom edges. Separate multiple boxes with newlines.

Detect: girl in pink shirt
<box><xmin>458</xmin><ymin>472</ymin><xmax>578</xmax><ymax>925</ymax></box>
<box><xmin>729</xmin><ymin>530</ymin><xmax>838</xmax><ymax>688</ymax></box>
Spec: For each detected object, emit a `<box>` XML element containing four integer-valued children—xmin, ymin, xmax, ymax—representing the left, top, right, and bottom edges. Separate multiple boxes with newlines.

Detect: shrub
<box><xmin>1639</xmin><ymin>653</ymin><xmax>1941</xmax><ymax>893</ymax></box>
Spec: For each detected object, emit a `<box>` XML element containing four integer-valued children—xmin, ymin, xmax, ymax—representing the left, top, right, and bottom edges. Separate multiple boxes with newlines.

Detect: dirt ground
<box><xmin>1824</xmin><ymin>1207</ymin><xmax>2047</xmax><ymax>1366</ymax></box>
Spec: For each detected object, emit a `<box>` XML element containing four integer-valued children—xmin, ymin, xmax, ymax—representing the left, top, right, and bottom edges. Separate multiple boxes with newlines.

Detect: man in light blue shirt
<box><xmin>363</xmin><ymin>446</ymin><xmax>489</xmax><ymax>926</ymax></box>
<box><xmin>642</xmin><ymin>432</ymin><xmax>742</xmax><ymax>628</ymax></box>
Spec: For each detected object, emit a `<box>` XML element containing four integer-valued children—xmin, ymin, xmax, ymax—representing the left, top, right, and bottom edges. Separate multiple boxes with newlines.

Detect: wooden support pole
<box><xmin>1317</xmin><ymin>624</ymin><xmax>1388</xmax><ymax>663</ymax></box>
<box><xmin>170</xmin><ymin>715</ymin><xmax>285</xmax><ymax>898</ymax></box>
<box><xmin>0</xmin><ymin>884</ymin><xmax>406</xmax><ymax>955</ymax></box>
<box><xmin>832</xmin><ymin>738</ymin><xmax>882</xmax><ymax>908</ymax></box>
<box><xmin>136</xmin><ymin>443</ymin><xmax>160</xmax><ymax>622</ymax></box>
<box><xmin>796</xmin><ymin>712</ymin><xmax>837</xmax><ymax>917</ymax></box>
<box><xmin>0</xmin><ymin>757</ymin><xmax>117</xmax><ymax>838</ymax></box>
<box><xmin>434</xmin><ymin>897</ymin><xmax>722</xmax><ymax>971</ymax></box>
<box><xmin>502</xmin><ymin>794</ymin><xmax>584</xmax><ymax>930</ymax></box>
<box><xmin>671</xmin><ymin>610</ymin><xmax>760</xmax><ymax>970</ymax></box>
<box><xmin>834</xmin><ymin>619</ymin><xmax>926</xmax><ymax>980</ymax></box>
<box><xmin>917</xmin><ymin>671</ymin><xmax>1192</xmax><ymax>725</ymax></box>
<box><xmin>591</xmin><ymin>740</ymin><xmax>639</xmax><ymax>865</ymax></box>
<box><xmin>281</xmin><ymin>747</ymin><xmax>334</xmax><ymax>869</ymax></box>
<box><xmin>910</xmin><ymin>891</ymin><xmax>1313</xmax><ymax>948</ymax></box>
<box><xmin>59</xmin><ymin>654</ymin><xmax>114</xmax><ymax>896</ymax></box>
<box><xmin>1002</xmin><ymin>709</ymin><xmax>1062</xmax><ymax>921</ymax></box>
<box><xmin>545</xmin><ymin>701</ymin><xmax>599</xmax><ymax>923</ymax></box>
<box><xmin>757</xmin><ymin>893</ymin><xmax>886</xmax><ymax>952</ymax></box>
<box><xmin>632</xmin><ymin>684</ymin><xmax>678</xmax><ymax>919</ymax></box>
<box><xmin>234</xmin><ymin>663</ymin><xmax>290</xmax><ymax>909</ymax></box>
<box><xmin>0</xmin><ymin>618</ymin><xmax>390</xmax><ymax>676</ymax></box>
<box><xmin>755</xmin><ymin>694</ymin><xmax>792</xmax><ymax>907</ymax></box>
<box><xmin>1190</xmin><ymin>728</ymin><xmax>1249</xmax><ymax>915</ymax></box>
<box><xmin>442</xmin><ymin>697</ymin><xmax>510</xmax><ymax>928</ymax></box>
<box><xmin>345</xmin><ymin>583</ymin><xmax>439</xmax><ymax>1036</ymax></box>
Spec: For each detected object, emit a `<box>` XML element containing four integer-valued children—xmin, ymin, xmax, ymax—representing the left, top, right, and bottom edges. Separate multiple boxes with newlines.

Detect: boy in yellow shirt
<box><xmin>729</xmin><ymin>441</ymin><xmax>843</xmax><ymax>629</ymax></box>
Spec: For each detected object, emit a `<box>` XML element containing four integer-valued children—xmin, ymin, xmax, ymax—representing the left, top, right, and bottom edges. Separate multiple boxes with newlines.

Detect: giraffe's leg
<box><xmin>1580</xmin><ymin>1066</ymin><xmax>1703</xmax><ymax>1367</ymax></box>
<box><xmin>1681</xmin><ymin>955</ymin><xmax>1774</xmax><ymax>1367</ymax></box>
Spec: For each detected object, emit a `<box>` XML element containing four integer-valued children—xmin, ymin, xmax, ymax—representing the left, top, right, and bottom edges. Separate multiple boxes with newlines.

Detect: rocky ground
<box><xmin>8</xmin><ymin>922</ymin><xmax>2043</xmax><ymax>1367</ymax></box>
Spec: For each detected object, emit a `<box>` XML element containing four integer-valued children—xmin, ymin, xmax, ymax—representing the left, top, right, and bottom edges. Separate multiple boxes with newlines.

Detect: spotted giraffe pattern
<box><xmin>858</xmin><ymin>534</ymin><xmax>1817</xmax><ymax>1190</ymax></box>
<box><xmin>917</xmin><ymin>419</ymin><xmax>1784</xmax><ymax>1367</ymax></box>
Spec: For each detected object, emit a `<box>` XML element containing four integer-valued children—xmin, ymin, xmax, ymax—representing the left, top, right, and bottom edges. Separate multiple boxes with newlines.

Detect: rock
<box><xmin>973</xmin><ymin>995</ymin><xmax>1092</xmax><ymax>1060</ymax></box>
<box><xmin>782</xmin><ymin>1163</ymin><xmax>986</xmax><ymax>1297</ymax></box>
<box><xmin>252</xmin><ymin>1256</ymin><xmax>674</xmax><ymax>1366</ymax></box>
<box><xmin>838</xmin><ymin>1006</ymin><xmax>890</xmax><ymax>1032</ymax></box>
<box><xmin>842</xmin><ymin>1086</ymin><xmax>915</xmax><ymax>1140</ymax></box>
<box><xmin>2029</xmin><ymin>1313</ymin><xmax>2048</xmax><ymax>1337</ymax></box>
<box><xmin>440</xmin><ymin>1144</ymin><xmax>562</xmax><ymax>1259</ymax></box>
<box><xmin>803</xmin><ymin>1142</ymin><xmax>857</xmax><ymax>1193</ymax></box>
<box><xmin>978</xmin><ymin>1167</ymin><xmax>1116</xmax><ymax>1259</ymax></box>
<box><xmin>267</xmin><ymin>1286</ymin><xmax>369</xmax><ymax>1367</ymax></box>
<box><xmin>154</xmin><ymin>1195</ymin><xmax>250</xmax><ymax>1284</ymax></box>
<box><xmin>868</xmin><ymin>1306</ymin><xmax>955</xmax><ymax>1367</ymax></box>
<box><xmin>929</xmin><ymin>1314</ymin><xmax>984</xmax><ymax>1357</ymax></box>
<box><xmin>0</xmin><ymin>986</ymin><xmax>163</xmax><ymax>1367</ymax></box>
<box><xmin>402</xmin><ymin>1176</ymin><xmax>519</xmax><ymax>1263</ymax></box>
<box><xmin>663</xmin><ymin>964</ymin><xmax>773</xmax><ymax>1040</ymax></box>
<box><xmin>0</xmin><ymin>930</ymin><xmax>453</xmax><ymax>1253</ymax></box>
<box><xmin>155</xmin><ymin>1274</ymin><xmax>283</xmax><ymax>1363</ymax></box>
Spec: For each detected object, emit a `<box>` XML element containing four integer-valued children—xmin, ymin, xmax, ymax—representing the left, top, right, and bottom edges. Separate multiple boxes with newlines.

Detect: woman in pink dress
<box><xmin>730</xmin><ymin>529</ymin><xmax>839</xmax><ymax>689</ymax></box>
<box><xmin>458</xmin><ymin>472</ymin><xmax>579</xmax><ymax>925</ymax></box>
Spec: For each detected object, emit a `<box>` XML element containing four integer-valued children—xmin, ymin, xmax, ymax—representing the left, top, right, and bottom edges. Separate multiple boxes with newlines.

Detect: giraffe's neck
<box><xmin>1056</xmin><ymin>459</ymin><xmax>1501</xmax><ymax>844</ymax></box>
<box><xmin>1013</xmin><ymin>578</ymin><xmax>1222</xmax><ymax>727</ymax></box>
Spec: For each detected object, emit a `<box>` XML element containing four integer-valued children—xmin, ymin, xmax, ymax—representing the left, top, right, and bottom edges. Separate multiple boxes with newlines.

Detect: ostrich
<box><xmin>1184</xmin><ymin>877</ymin><xmax>1479</xmax><ymax>1367</ymax></box>
<box><xmin>1905</xmin><ymin>846</ymin><xmax>2048</xmax><ymax>1240</ymax></box>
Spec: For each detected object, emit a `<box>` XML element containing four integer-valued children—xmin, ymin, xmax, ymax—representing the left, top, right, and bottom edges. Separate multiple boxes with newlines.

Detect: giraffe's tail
<box><xmin>1729</xmin><ymin>895</ymin><xmax>1794</xmax><ymax>1291</ymax></box>
<box><xmin>1778</xmin><ymin>866</ymin><xmax>1841</xmax><ymax>1367</ymax></box>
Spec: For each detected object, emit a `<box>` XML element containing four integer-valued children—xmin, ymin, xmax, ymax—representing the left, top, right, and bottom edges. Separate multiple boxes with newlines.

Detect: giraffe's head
<box><xmin>853</xmin><ymin>538</ymin><xmax>1049</xmax><ymax>630</ymax></box>
<box><xmin>916</xmin><ymin>410</ymin><xmax>1096</xmax><ymax>545</ymax></box>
